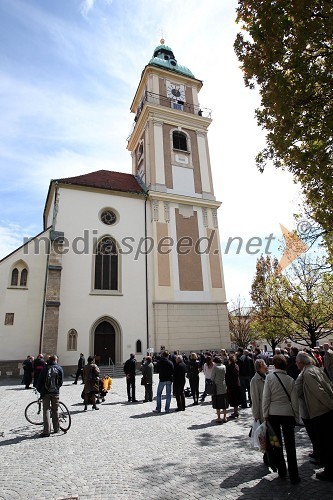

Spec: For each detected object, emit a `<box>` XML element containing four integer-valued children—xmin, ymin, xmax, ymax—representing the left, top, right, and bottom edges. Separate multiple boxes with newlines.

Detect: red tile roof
<box><xmin>56</xmin><ymin>170</ymin><xmax>145</xmax><ymax>195</ymax></box>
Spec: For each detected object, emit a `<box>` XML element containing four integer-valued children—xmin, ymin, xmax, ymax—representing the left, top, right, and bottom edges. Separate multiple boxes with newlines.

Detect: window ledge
<box><xmin>90</xmin><ymin>290</ymin><xmax>123</xmax><ymax>296</ymax></box>
<box><xmin>7</xmin><ymin>286</ymin><xmax>28</xmax><ymax>290</ymax></box>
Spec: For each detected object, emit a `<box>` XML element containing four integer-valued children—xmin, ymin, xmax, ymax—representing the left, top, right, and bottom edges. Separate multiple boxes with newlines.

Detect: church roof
<box><xmin>55</xmin><ymin>170</ymin><xmax>145</xmax><ymax>195</ymax></box>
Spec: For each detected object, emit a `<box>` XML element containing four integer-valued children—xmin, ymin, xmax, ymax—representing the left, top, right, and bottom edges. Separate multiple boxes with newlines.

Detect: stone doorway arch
<box><xmin>91</xmin><ymin>317</ymin><xmax>122</xmax><ymax>365</ymax></box>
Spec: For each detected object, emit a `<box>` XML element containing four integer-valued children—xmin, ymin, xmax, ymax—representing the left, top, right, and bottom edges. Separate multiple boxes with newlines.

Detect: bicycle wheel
<box><xmin>58</xmin><ymin>402</ymin><xmax>71</xmax><ymax>432</ymax></box>
<box><xmin>25</xmin><ymin>401</ymin><xmax>43</xmax><ymax>425</ymax></box>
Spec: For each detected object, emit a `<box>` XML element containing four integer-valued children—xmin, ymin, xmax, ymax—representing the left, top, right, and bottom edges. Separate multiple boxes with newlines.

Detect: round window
<box><xmin>100</xmin><ymin>210</ymin><xmax>117</xmax><ymax>225</ymax></box>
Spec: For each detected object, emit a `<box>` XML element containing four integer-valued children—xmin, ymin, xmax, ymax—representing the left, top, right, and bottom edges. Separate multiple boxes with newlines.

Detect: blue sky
<box><xmin>0</xmin><ymin>0</ymin><xmax>301</xmax><ymax>300</ymax></box>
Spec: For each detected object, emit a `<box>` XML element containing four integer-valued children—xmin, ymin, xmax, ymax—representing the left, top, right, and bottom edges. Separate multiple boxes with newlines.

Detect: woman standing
<box><xmin>200</xmin><ymin>354</ymin><xmax>214</xmax><ymax>402</ymax></box>
<box><xmin>262</xmin><ymin>354</ymin><xmax>300</xmax><ymax>484</ymax></box>
<box><xmin>187</xmin><ymin>352</ymin><xmax>200</xmax><ymax>405</ymax></box>
<box><xmin>173</xmin><ymin>355</ymin><xmax>187</xmax><ymax>411</ymax></box>
<box><xmin>250</xmin><ymin>359</ymin><xmax>268</xmax><ymax>464</ymax></box>
<box><xmin>211</xmin><ymin>356</ymin><xmax>228</xmax><ymax>423</ymax></box>
<box><xmin>141</xmin><ymin>356</ymin><xmax>154</xmax><ymax>402</ymax></box>
<box><xmin>225</xmin><ymin>354</ymin><xmax>242</xmax><ymax>418</ymax></box>
<box><xmin>82</xmin><ymin>356</ymin><xmax>100</xmax><ymax>411</ymax></box>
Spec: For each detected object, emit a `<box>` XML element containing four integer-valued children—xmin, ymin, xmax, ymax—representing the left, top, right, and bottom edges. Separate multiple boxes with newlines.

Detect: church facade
<box><xmin>0</xmin><ymin>41</ymin><xmax>230</xmax><ymax>376</ymax></box>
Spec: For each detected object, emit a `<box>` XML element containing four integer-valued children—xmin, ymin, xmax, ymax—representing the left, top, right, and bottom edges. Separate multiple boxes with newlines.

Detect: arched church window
<box><xmin>20</xmin><ymin>268</ymin><xmax>28</xmax><ymax>286</ymax></box>
<box><xmin>136</xmin><ymin>340</ymin><xmax>142</xmax><ymax>354</ymax></box>
<box><xmin>11</xmin><ymin>268</ymin><xmax>19</xmax><ymax>286</ymax></box>
<box><xmin>94</xmin><ymin>237</ymin><xmax>119</xmax><ymax>291</ymax></box>
<box><xmin>67</xmin><ymin>329</ymin><xmax>78</xmax><ymax>351</ymax></box>
<box><xmin>172</xmin><ymin>131</ymin><xmax>187</xmax><ymax>151</ymax></box>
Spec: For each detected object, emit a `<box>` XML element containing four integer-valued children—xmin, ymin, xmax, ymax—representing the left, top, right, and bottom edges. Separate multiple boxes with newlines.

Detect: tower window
<box><xmin>173</xmin><ymin>131</ymin><xmax>187</xmax><ymax>151</ymax></box>
<box><xmin>94</xmin><ymin>237</ymin><xmax>119</xmax><ymax>291</ymax></box>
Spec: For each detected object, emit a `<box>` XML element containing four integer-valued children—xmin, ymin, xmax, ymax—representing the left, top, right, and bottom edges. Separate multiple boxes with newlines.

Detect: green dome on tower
<box><xmin>149</xmin><ymin>39</ymin><xmax>195</xmax><ymax>79</ymax></box>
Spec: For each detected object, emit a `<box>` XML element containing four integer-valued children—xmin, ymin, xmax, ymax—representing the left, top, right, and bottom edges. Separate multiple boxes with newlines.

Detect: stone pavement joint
<box><xmin>0</xmin><ymin>374</ymin><xmax>332</xmax><ymax>499</ymax></box>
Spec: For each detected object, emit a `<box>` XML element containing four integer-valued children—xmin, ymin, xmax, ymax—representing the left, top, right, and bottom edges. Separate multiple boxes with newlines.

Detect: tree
<box><xmin>250</xmin><ymin>255</ymin><xmax>289</xmax><ymax>352</ymax></box>
<box><xmin>251</xmin><ymin>254</ymin><xmax>333</xmax><ymax>348</ymax></box>
<box><xmin>234</xmin><ymin>1</ymin><xmax>333</xmax><ymax>231</ymax></box>
<box><xmin>228</xmin><ymin>296</ymin><xmax>257</xmax><ymax>348</ymax></box>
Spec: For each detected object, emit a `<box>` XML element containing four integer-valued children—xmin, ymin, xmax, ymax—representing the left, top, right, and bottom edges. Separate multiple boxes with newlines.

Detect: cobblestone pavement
<box><xmin>0</xmin><ymin>374</ymin><xmax>332</xmax><ymax>500</ymax></box>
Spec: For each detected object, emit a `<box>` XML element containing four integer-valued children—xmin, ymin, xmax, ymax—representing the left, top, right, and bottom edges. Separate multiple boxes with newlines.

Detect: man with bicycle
<box><xmin>36</xmin><ymin>354</ymin><xmax>64</xmax><ymax>437</ymax></box>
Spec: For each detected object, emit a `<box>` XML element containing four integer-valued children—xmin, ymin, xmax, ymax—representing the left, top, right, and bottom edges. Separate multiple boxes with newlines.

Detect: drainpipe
<box><xmin>144</xmin><ymin>194</ymin><xmax>149</xmax><ymax>352</ymax></box>
<box><xmin>39</xmin><ymin>182</ymin><xmax>58</xmax><ymax>353</ymax></box>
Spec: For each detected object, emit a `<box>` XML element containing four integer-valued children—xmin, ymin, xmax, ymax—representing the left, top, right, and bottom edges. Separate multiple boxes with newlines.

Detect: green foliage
<box><xmin>251</xmin><ymin>254</ymin><xmax>333</xmax><ymax>348</ymax></box>
<box><xmin>234</xmin><ymin>1</ymin><xmax>333</xmax><ymax>231</ymax></box>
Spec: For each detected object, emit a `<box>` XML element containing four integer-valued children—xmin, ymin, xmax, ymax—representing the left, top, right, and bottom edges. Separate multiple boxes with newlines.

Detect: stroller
<box><xmin>81</xmin><ymin>376</ymin><xmax>113</xmax><ymax>405</ymax></box>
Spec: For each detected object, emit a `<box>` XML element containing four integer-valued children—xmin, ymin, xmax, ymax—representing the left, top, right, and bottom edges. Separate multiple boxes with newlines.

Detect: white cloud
<box><xmin>80</xmin><ymin>0</ymin><xmax>95</xmax><ymax>17</ymax></box>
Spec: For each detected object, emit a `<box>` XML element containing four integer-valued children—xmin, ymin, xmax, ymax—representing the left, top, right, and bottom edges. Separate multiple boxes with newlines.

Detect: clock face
<box><xmin>167</xmin><ymin>84</ymin><xmax>185</xmax><ymax>101</ymax></box>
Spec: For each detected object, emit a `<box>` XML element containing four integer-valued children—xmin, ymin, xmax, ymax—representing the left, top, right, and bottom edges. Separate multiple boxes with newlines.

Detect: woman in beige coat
<box><xmin>250</xmin><ymin>359</ymin><xmax>268</xmax><ymax>464</ymax></box>
<box><xmin>262</xmin><ymin>354</ymin><xmax>300</xmax><ymax>484</ymax></box>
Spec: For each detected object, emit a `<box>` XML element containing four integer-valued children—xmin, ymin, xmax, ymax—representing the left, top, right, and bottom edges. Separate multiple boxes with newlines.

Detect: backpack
<box><xmin>45</xmin><ymin>366</ymin><xmax>60</xmax><ymax>393</ymax></box>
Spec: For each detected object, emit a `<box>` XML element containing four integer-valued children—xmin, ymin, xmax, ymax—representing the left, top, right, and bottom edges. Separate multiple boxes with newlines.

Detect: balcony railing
<box><xmin>127</xmin><ymin>91</ymin><xmax>212</xmax><ymax>141</ymax></box>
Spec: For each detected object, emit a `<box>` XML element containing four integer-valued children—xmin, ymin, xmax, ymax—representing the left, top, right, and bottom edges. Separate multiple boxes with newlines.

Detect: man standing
<box><xmin>296</xmin><ymin>351</ymin><xmax>333</xmax><ymax>481</ymax></box>
<box><xmin>36</xmin><ymin>354</ymin><xmax>64</xmax><ymax>437</ymax></box>
<box><xmin>73</xmin><ymin>353</ymin><xmax>85</xmax><ymax>384</ymax></box>
<box><xmin>323</xmin><ymin>343</ymin><xmax>333</xmax><ymax>381</ymax></box>
<box><xmin>153</xmin><ymin>351</ymin><xmax>174</xmax><ymax>413</ymax></box>
<box><xmin>124</xmin><ymin>353</ymin><xmax>138</xmax><ymax>402</ymax></box>
<box><xmin>237</xmin><ymin>348</ymin><xmax>255</xmax><ymax>408</ymax></box>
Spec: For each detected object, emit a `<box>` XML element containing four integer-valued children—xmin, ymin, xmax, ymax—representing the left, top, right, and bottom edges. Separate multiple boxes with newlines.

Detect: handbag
<box><xmin>205</xmin><ymin>379</ymin><xmax>214</xmax><ymax>395</ymax></box>
<box><xmin>140</xmin><ymin>376</ymin><xmax>146</xmax><ymax>386</ymax></box>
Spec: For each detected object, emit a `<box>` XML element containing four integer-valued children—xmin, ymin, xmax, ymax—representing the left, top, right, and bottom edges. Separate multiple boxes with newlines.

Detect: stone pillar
<box><xmin>41</xmin><ymin>232</ymin><xmax>63</xmax><ymax>354</ymax></box>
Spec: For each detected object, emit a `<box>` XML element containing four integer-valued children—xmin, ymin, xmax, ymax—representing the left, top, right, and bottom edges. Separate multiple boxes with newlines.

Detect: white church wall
<box><xmin>53</xmin><ymin>186</ymin><xmax>148</xmax><ymax>365</ymax></box>
<box><xmin>0</xmin><ymin>238</ymin><xmax>48</xmax><ymax>361</ymax></box>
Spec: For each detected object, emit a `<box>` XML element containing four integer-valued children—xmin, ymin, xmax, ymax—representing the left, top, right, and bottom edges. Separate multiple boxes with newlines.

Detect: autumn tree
<box><xmin>228</xmin><ymin>296</ymin><xmax>257</xmax><ymax>348</ymax></box>
<box><xmin>251</xmin><ymin>254</ymin><xmax>333</xmax><ymax>348</ymax></box>
<box><xmin>250</xmin><ymin>255</ymin><xmax>289</xmax><ymax>352</ymax></box>
<box><xmin>234</xmin><ymin>1</ymin><xmax>333</xmax><ymax>232</ymax></box>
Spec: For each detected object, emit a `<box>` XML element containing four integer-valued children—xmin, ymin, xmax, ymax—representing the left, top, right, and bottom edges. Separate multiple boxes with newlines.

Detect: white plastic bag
<box><xmin>254</xmin><ymin>421</ymin><xmax>267</xmax><ymax>453</ymax></box>
<box><xmin>250</xmin><ymin>419</ymin><xmax>261</xmax><ymax>449</ymax></box>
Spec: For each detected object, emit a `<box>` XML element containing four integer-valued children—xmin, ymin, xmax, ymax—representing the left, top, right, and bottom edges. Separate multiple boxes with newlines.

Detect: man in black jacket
<box><xmin>153</xmin><ymin>351</ymin><xmax>174</xmax><ymax>413</ymax></box>
<box><xmin>124</xmin><ymin>353</ymin><xmax>138</xmax><ymax>402</ymax></box>
<box><xmin>73</xmin><ymin>353</ymin><xmax>85</xmax><ymax>384</ymax></box>
<box><xmin>237</xmin><ymin>348</ymin><xmax>255</xmax><ymax>408</ymax></box>
<box><xmin>36</xmin><ymin>354</ymin><xmax>64</xmax><ymax>437</ymax></box>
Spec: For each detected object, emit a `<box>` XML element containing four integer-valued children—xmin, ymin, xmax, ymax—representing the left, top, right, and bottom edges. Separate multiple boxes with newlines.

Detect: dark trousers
<box><xmin>240</xmin><ymin>376</ymin><xmax>251</xmax><ymax>407</ymax></box>
<box><xmin>144</xmin><ymin>383</ymin><xmax>153</xmax><ymax>402</ymax></box>
<box><xmin>126</xmin><ymin>375</ymin><xmax>136</xmax><ymax>401</ymax></box>
<box><xmin>269</xmin><ymin>415</ymin><xmax>299</xmax><ymax>480</ymax></box>
<box><xmin>74</xmin><ymin>368</ymin><xmax>83</xmax><ymax>383</ymax></box>
<box><xmin>303</xmin><ymin>417</ymin><xmax>320</xmax><ymax>460</ymax></box>
<box><xmin>174</xmin><ymin>382</ymin><xmax>185</xmax><ymax>410</ymax></box>
<box><xmin>312</xmin><ymin>410</ymin><xmax>333</xmax><ymax>476</ymax></box>
<box><xmin>189</xmin><ymin>376</ymin><xmax>199</xmax><ymax>403</ymax></box>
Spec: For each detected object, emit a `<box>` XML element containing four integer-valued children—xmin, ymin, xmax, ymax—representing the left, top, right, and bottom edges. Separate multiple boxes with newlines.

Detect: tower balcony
<box><xmin>127</xmin><ymin>91</ymin><xmax>212</xmax><ymax>141</ymax></box>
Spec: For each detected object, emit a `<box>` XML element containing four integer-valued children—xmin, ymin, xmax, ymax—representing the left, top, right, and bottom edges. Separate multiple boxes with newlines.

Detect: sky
<box><xmin>0</xmin><ymin>0</ymin><xmax>302</xmax><ymax>302</ymax></box>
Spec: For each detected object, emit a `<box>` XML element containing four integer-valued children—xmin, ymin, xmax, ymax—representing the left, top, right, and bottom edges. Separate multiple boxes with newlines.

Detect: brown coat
<box><xmin>83</xmin><ymin>363</ymin><xmax>100</xmax><ymax>394</ymax></box>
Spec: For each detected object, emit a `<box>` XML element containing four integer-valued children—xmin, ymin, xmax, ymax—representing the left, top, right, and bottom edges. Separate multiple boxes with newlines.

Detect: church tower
<box><xmin>127</xmin><ymin>40</ymin><xmax>230</xmax><ymax>351</ymax></box>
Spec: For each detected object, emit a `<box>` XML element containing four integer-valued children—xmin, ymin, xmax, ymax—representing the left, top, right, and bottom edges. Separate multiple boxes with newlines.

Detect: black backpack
<box><xmin>45</xmin><ymin>366</ymin><xmax>60</xmax><ymax>393</ymax></box>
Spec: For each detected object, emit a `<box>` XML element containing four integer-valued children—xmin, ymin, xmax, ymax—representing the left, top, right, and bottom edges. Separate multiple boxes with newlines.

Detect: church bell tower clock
<box><xmin>127</xmin><ymin>40</ymin><xmax>230</xmax><ymax>352</ymax></box>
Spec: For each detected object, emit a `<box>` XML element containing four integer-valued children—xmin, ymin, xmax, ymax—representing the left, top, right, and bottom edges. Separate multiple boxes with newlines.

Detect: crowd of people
<box><xmin>22</xmin><ymin>342</ymin><xmax>333</xmax><ymax>484</ymax></box>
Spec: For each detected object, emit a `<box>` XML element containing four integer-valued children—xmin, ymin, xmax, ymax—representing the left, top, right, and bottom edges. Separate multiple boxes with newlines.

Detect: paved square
<box><xmin>0</xmin><ymin>374</ymin><xmax>332</xmax><ymax>499</ymax></box>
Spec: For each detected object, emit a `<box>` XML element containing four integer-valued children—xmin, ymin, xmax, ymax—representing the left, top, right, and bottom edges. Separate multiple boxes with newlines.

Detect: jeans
<box><xmin>42</xmin><ymin>393</ymin><xmax>59</xmax><ymax>435</ymax></box>
<box><xmin>156</xmin><ymin>381</ymin><xmax>172</xmax><ymax>412</ymax></box>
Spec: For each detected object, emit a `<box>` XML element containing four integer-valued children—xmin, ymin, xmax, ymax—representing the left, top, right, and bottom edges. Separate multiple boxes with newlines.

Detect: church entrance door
<box><xmin>94</xmin><ymin>321</ymin><xmax>116</xmax><ymax>365</ymax></box>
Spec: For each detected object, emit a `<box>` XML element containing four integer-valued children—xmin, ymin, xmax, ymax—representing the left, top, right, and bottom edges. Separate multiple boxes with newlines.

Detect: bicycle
<box><xmin>25</xmin><ymin>389</ymin><xmax>71</xmax><ymax>432</ymax></box>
